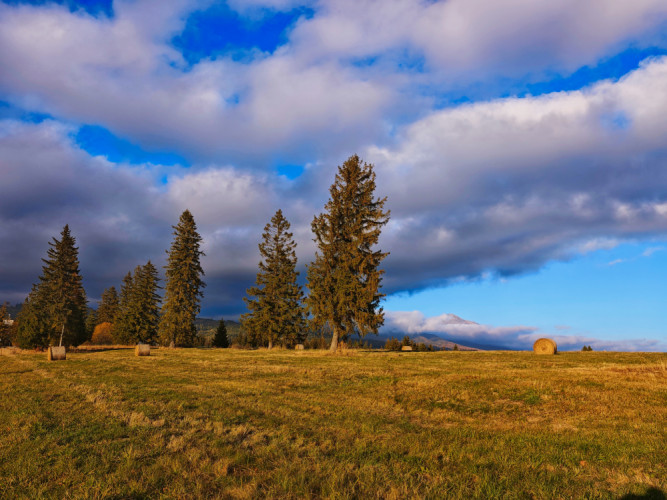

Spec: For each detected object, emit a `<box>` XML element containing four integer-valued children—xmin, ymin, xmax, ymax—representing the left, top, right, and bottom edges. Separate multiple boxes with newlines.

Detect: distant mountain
<box><xmin>196</xmin><ymin>318</ymin><xmax>241</xmax><ymax>341</ymax></box>
<box><xmin>382</xmin><ymin>313</ymin><xmax>515</xmax><ymax>351</ymax></box>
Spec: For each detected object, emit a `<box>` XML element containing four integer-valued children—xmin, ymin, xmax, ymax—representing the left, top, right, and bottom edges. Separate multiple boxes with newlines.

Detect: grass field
<box><xmin>1</xmin><ymin>349</ymin><xmax>665</xmax><ymax>499</ymax></box>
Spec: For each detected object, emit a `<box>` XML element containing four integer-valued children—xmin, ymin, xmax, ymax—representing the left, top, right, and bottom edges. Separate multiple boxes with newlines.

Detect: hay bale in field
<box><xmin>295</xmin><ymin>344</ymin><xmax>305</xmax><ymax>350</ymax></box>
<box><xmin>401</xmin><ymin>345</ymin><xmax>413</xmax><ymax>351</ymax></box>
<box><xmin>47</xmin><ymin>346</ymin><xmax>66</xmax><ymax>361</ymax></box>
<box><xmin>533</xmin><ymin>338</ymin><xmax>557</xmax><ymax>355</ymax></box>
<box><xmin>135</xmin><ymin>344</ymin><xmax>151</xmax><ymax>356</ymax></box>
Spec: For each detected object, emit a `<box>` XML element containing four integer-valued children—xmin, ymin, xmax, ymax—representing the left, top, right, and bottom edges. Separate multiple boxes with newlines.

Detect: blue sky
<box><xmin>1</xmin><ymin>0</ymin><xmax>666</xmax><ymax>350</ymax></box>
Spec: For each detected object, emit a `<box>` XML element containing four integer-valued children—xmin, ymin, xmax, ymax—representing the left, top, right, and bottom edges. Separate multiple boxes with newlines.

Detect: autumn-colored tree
<box><xmin>159</xmin><ymin>210</ymin><xmax>205</xmax><ymax>347</ymax></box>
<box><xmin>307</xmin><ymin>155</ymin><xmax>390</xmax><ymax>351</ymax></box>
<box><xmin>242</xmin><ymin>210</ymin><xmax>306</xmax><ymax>349</ymax></box>
<box><xmin>91</xmin><ymin>322</ymin><xmax>114</xmax><ymax>345</ymax></box>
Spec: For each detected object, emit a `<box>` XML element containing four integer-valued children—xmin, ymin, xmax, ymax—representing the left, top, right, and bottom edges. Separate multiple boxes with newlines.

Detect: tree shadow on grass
<box><xmin>620</xmin><ymin>488</ymin><xmax>666</xmax><ymax>500</ymax></box>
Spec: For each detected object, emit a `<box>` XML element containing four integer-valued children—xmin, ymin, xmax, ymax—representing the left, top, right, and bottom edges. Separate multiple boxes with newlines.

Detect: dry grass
<box><xmin>1</xmin><ymin>349</ymin><xmax>665</xmax><ymax>499</ymax></box>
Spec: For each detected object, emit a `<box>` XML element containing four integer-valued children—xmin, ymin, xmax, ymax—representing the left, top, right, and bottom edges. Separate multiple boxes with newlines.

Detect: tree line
<box><xmin>12</xmin><ymin>155</ymin><xmax>389</xmax><ymax>351</ymax></box>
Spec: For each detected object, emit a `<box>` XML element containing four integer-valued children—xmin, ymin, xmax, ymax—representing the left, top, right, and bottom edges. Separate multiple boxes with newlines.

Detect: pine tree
<box><xmin>15</xmin><ymin>285</ymin><xmax>49</xmax><ymax>348</ymax></box>
<box><xmin>15</xmin><ymin>225</ymin><xmax>87</xmax><ymax>347</ymax></box>
<box><xmin>134</xmin><ymin>261</ymin><xmax>161</xmax><ymax>344</ymax></box>
<box><xmin>114</xmin><ymin>263</ymin><xmax>161</xmax><ymax>344</ymax></box>
<box><xmin>159</xmin><ymin>210</ymin><xmax>205</xmax><ymax>347</ymax></box>
<box><xmin>213</xmin><ymin>318</ymin><xmax>229</xmax><ymax>348</ymax></box>
<box><xmin>97</xmin><ymin>286</ymin><xmax>119</xmax><ymax>324</ymax></box>
<box><xmin>307</xmin><ymin>155</ymin><xmax>390</xmax><ymax>351</ymax></box>
<box><xmin>242</xmin><ymin>210</ymin><xmax>306</xmax><ymax>349</ymax></box>
<box><xmin>85</xmin><ymin>308</ymin><xmax>98</xmax><ymax>340</ymax></box>
<box><xmin>41</xmin><ymin>225</ymin><xmax>88</xmax><ymax>346</ymax></box>
<box><xmin>114</xmin><ymin>272</ymin><xmax>136</xmax><ymax>344</ymax></box>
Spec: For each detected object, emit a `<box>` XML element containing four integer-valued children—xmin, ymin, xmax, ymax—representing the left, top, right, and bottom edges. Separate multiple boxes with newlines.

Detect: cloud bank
<box><xmin>384</xmin><ymin>311</ymin><xmax>667</xmax><ymax>352</ymax></box>
<box><xmin>1</xmin><ymin>1</ymin><xmax>666</xmax><ymax>352</ymax></box>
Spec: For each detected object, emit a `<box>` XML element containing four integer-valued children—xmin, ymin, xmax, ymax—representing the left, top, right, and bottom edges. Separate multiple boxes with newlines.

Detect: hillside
<box><xmin>195</xmin><ymin>318</ymin><xmax>242</xmax><ymax>343</ymax></box>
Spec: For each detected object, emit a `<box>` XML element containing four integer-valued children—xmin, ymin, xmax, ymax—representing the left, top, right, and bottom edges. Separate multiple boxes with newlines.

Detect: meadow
<box><xmin>0</xmin><ymin>348</ymin><xmax>665</xmax><ymax>499</ymax></box>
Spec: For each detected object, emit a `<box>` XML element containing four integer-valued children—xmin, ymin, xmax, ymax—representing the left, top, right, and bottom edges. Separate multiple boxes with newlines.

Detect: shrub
<box><xmin>91</xmin><ymin>322</ymin><xmax>114</xmax><ymax>345</ymax></box>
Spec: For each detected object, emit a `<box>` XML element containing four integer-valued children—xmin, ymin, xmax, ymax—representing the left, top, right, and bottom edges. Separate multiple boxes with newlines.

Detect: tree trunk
<box><xmin>329</xmin><ymin>327</ymin><xmax>340</xmax><ymax>351</ymax></box>
<box><xmin>59</xmin><ymin>322</ymin><xmax>65</xmax><ymax>347</ymax></box>
<box><xmin>268</xmin><ymin>338</ymin><xmax>273</xmax><ymax>350</ymax></box>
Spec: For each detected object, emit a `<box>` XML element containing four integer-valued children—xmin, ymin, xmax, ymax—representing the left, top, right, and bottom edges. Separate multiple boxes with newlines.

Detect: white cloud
<box><xmin>368</xmin><ymin>57</ymin><xmax>667</xmax><ymax>291</ymax></box>
<box><xmin>290</xmin><ymin>0</ymin><xmax>667</xmax><ymax>80</ymax></box>
<box><xmin>384</xmin><ymin>311</ymin><xmax>667</xmax><ymax>351</ymax></box>
<box><xmin>384</xmin><ymin>310</ymin><xmax>538</xmax><ymax>342</ymax></box>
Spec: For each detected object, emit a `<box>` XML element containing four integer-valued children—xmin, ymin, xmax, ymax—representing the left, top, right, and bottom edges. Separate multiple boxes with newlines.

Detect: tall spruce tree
<box><xmin>113</xmin><ymin>263</ymin><xmax>161</xmax><ymax>344</ymax></box>
<box><xmin>97</xmin><ymin>286</ymin><xmax>119</xmax><ymax>324</ymax></box>
<box><xmin>242</xmin><ymin>210</ymin><xmax>306</xmax><ymax>349</ymax></box>
<box><xmin>307</xmin><ymin>155</ymin><xmax>389</xmax><ymax>351</ymax></box>
<box><xmin>15</xmin><ymin>225</ymin><xmax>87</xmax><ymax>347</ymax></box>
<box><xmin>134</xmin><ymin>261</ymin><xmax>161</xmax><ymax>343</ymax></box>
<box><xmin>159</xmin><ymin>210</ymin><xmax>205</xmax><ymax>347</ymax></box>
<box><xmin>212</xmin><ymin>318</ymin><xmax>229</xmax><ymax>348</ymax></box>
<box><xmin>114</xmin><ymin>271</ymin><xmax>135</xmax><ymax>343</ymax></box>
<box><xmin>43</xmin><ymin>225</ymin><xmax>88</xmax><ymax>346</ymax></box>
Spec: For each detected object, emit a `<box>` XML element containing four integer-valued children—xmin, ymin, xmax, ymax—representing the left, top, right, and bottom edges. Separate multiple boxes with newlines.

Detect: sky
<box><xmin>0</xmin><ymin>0</ymin><xmax>666</xmax><ymax>351</ymax></box>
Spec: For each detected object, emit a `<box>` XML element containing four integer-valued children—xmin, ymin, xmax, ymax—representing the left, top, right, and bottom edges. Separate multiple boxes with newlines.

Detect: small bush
<box><xmin>91</xmin><ymin>322</ymin><xmax>114</xmax><ymax>345</ymax></box>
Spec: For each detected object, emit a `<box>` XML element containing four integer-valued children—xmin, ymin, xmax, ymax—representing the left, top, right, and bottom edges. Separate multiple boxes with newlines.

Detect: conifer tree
<box><xmin>15</xmin><ymin>225</ymin><xmax>87</xmax><ymax>347</ymax></box>
<box><xmin>307</xmin><ymin>155</ymin><xmax>389</xmax><ymax>350</ymax></box>
<box><xmin>213</xmin><ymin>318</ymin><xmax>229</xmax><ymax>348</ymax></box>
<box><xmin>15</xmin><ymin>285</ymin><xmax>49</xmax><ymax>348</ymax></box>
<box><xmin>114</xmin><ymin>263</ymin><xmax>161</xmax><ymax>344</ymax></box>
<box><xmin>114</xmin><ymin>271</ymin><xmax>136</xmax><ymax>344</ymax></box>
<box><xmin>134</xmin><ymin>261</ymin><xmax>161</xmax><ymax>343</ymax></box>
<box><xmin>97</xmin><ymin>286</ymin><xmax>119</xmax><ymax>324</ymax></box>
<box><xmin>42</xmin><ymin>225</ymin><xmax>88</xmax><ymax>346</ymax></box>
<box><xmin>242</xmin><ymin>210</ymin><xmax>306</xmax><ymax>349</ymax></box>
<box><xmin>85</xmin><ymin>308</ymin><xmax>98</xmax><ymax>339</ymax></box>
<box><xmin>159</xmin><ymin>210</ymin><xmax>205</xmax><ymax>347</ymax></box>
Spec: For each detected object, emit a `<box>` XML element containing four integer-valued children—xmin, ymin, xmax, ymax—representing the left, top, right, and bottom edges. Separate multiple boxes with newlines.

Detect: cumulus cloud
<box><xmin>2</xmin><ymin>0</ymin><xmax>667</xmax><ymax>350</ymax></box>
<box><xmin>370</xmin><ymin>57</ymin><xmax>667</xmax><ymax>291</ymax></box>
<box><xmin>0</xmin><ymin>1</ymin><xmax>390</xmax><ymax>164</ymax></box>
<box><xmin>0</xmin><ymin>119</ymin><xmax>279</xmax><ymax>314</ymax></box>
<box><xmin>3</xmin><ymin>56</ymin><xmax>667</xmax><ymax>319</ymax></box>
<box><xmin>290</xmin><ymin>0</ymin><xmax>667</xmax><ymax>80</ymax></box>
<box><xmin>2</xmin><ymin>0</ymin><xmax>667</xmax><ymax>166</ymax></box>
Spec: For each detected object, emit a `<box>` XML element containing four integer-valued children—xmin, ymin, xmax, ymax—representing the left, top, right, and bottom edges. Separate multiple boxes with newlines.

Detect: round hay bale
<box><xmin>295</xmin><ymin>344</ymin><xmax>305</xmax><ymax>350</ymax></box>
<box><xmin>401</xmin><ymin>345</ymin><xmax>413</xmax><ymax>351</ymax></box>
<box><xmin>47</xmin><ymin>346</ymin><xmax>66</xmax><ymax>361</ymax></box>
<box><xmin>135</xmin><ymin>344</ymin><xmax>151</xmax><ymax>356</ymax></box>
<box><xmin>533</xmin><ymin>338</ymin><xmax>557</xmax><ymax>355</ymax></box>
